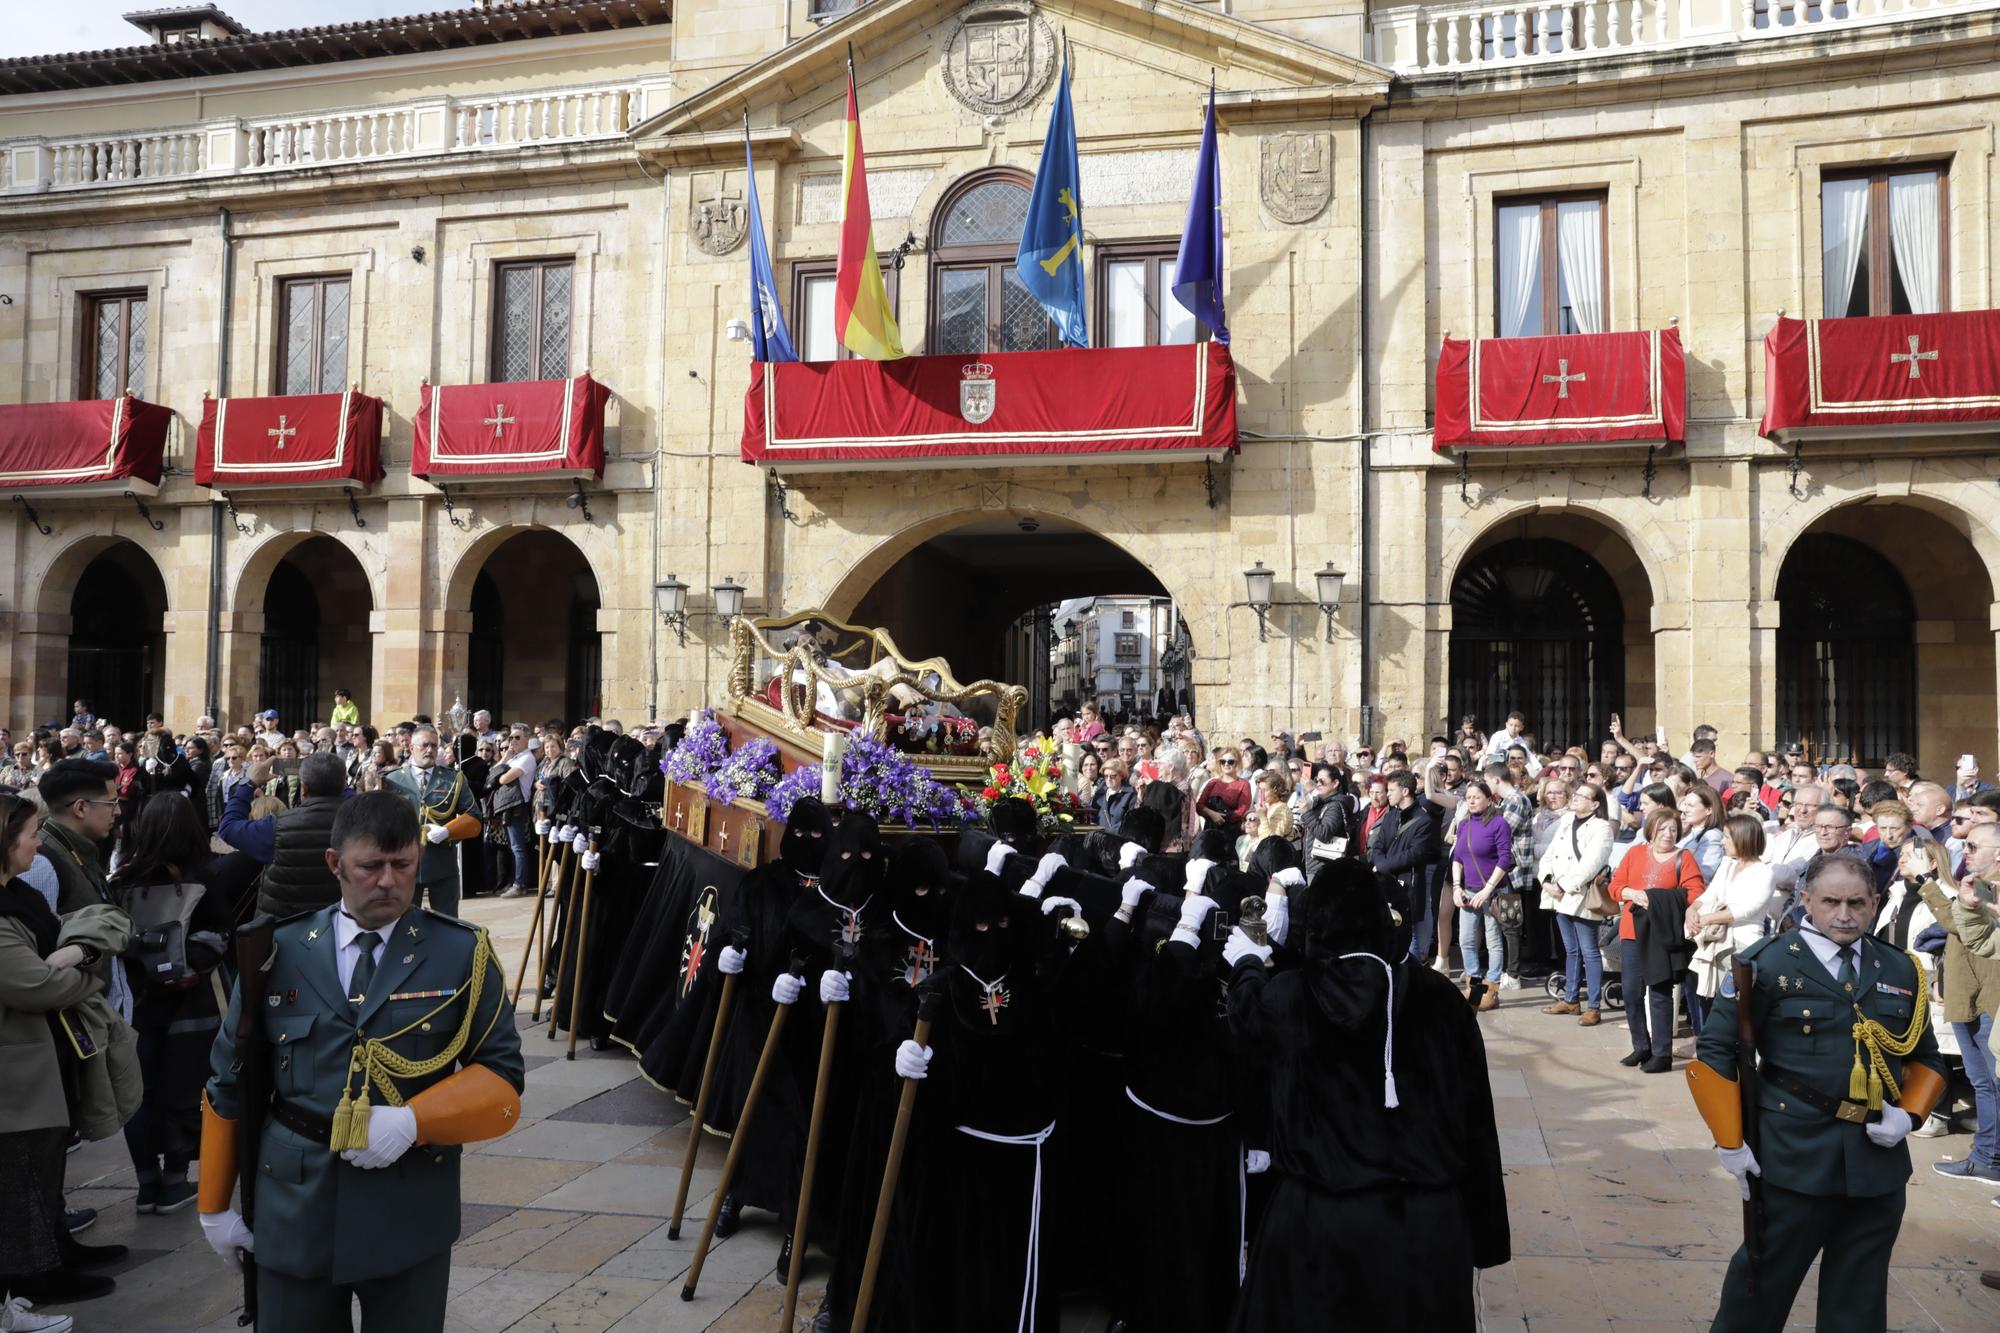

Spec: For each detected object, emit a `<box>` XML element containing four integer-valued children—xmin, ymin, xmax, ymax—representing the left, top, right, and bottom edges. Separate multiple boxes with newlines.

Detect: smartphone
<box><xmin>57</xmin><ymin>1009</ymin><xmax>99</xmax><ymax>1060</ymax></box>
<box><xmin>1655</xmin><ymin>726</ymin><xmax>1666</xmax><ymax>745</ymax></box>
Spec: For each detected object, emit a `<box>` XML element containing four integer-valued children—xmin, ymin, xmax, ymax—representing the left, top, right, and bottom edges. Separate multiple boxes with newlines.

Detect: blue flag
<box><xmin>1171</xmin><ymin>80</ymin><xmax>1228</xmax><ymax>345</ymax></box>
<box><xmin>745</xmin><ymin>120</ymin><xmax>797</xmax><ymax>363</ymax></box>
<box><xmin>1015</xmin><ymin>54</ymin><xmax>1088</xmax><ymax>348</ymax></box>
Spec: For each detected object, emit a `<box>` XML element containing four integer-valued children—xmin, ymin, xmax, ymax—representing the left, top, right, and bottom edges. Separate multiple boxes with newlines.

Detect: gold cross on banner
<box><xmin>267</xmin><ymin>415</ymin><xmax>297</xmax><ymax>449</ymax></box>
<box><xmin>1889</xmin><ymin>335</ymin><xmax>1939</xmax><ymax>380</ymax></box>
<box><xmin>1541</xmin><ymin>359</ymin><xmax>1587</xmax><ymax>399</ymax></box>
<box><xmin>484</xmin><ymin>404</ymin><xmax>516</xmax><ymax>437</ymax></box>
<box><xmin>716</xmin><ymin>821</ymin><xmax>730</xmax><ymax>854</ymax></box>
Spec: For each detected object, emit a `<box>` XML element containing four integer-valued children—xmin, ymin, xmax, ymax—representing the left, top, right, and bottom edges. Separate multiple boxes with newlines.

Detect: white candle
<box><xmin>820</xmin><ymin>731</ymin><xmax>845</xmax><ymax>805</ymax></box>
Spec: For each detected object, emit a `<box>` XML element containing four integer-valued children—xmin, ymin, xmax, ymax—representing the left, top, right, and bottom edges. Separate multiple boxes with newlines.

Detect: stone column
<box><xmin>382</xmin><ymin>498</ymin><xmax>429</xmax><ymax>723</ymax></box>
<box><xmin>215</xmin><ymin>611</ymin><xmax>265</xmax><ymax>729</ymax></box>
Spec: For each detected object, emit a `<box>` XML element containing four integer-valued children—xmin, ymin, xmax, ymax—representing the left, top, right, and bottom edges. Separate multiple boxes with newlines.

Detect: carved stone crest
<box><xmin>939</xmin><ymin>2</ymin><xmax>1058</xmax><ymax>118</ymax></box>
<box><xmin>1260</xmin><ymin>131</ymin><xmax>1333</xmax><ymax>226</ymax></box>
<box><xmin>691</xmin><ymin>177</ymin><xmax>746</xmax><ymax>255</ymax></box>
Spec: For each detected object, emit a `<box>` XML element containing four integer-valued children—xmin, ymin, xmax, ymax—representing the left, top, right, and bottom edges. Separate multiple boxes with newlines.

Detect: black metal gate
<box><xmin>1450</xmin><ymin>538</ymin><xmax>1625</xmax><ymax>753</ymax></box>
<box><xmin>258</xmin><ymin>561</ymin><xmax>321</xmax><ymax>733</ymax></box>
<box><xmin>67</xmin><ymin>559</ymin><xmax>158</xmax><ymax>728</ymax></box>
<box><xmin>565</xmin><ymin>594</ymin><xmax>601</xmax><ymax>723</ymax></box>
<box><xmin>1776</xmin><ymin>533</ymin><xmax>1914</xmax><ymax>768</ymax></box>
<box><xmin>469</xmin><ymin>572</ymin><xmax>506</xmax><ymax>723</ymax></box>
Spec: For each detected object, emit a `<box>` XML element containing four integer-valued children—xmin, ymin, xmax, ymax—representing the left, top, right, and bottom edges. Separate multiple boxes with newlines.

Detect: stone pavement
<box><xmin>51</xmin><ymin>896</ymin><xmax>2000</xmax><ymax>1332</ymax></box>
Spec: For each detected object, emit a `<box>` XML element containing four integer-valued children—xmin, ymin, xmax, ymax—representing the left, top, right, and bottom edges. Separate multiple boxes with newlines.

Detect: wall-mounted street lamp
<box><xmin>712</xmin><ymin>576</ymin><xmax>745</xmax><ymax>628</ymax></box>
<box><xmin>654</xmin><ymin>574</ymin><xmax>690</xmax><ymax>647</ymax></box>
<box><xmin>1314</xmin><ymin>562</ymin><xmax>1346</xmax><ymax>643</ymax></box>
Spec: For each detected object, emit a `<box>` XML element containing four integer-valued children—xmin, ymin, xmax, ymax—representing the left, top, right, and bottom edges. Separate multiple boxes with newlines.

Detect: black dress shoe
<box><xmin>10</xmin><ymin>1267</ymin><xmax>116</xmax><ymax>1303</ymax></box>
<box><xmin>60</xmin><ymin>1238</ymin><xmax>128</xmax><ymax>1269</ymax></box>
<box><xmin>1641</xmin><ymin>1055</ymin><xmax>1673</xmax><ymax>1074</ymax></box>
<box><xmin>713</xmin><ymin>1194</ymin><xmax>741</xmax><ymax>1239</ymax></box>
<box><xmin>1619</xmin><ymin>1050</ymin><xmax>1649</xmax><ymax>1068</ymax></box>
<box><xmin>775</xmin><ymin>1233</ymin><xmax>792</xmax><ymax>1275</ymax></box>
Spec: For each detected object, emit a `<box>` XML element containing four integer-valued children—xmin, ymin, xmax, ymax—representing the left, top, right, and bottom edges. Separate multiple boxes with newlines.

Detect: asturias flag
<box><xmin>1015</xmin><ymin>52</ymin><xmax>1087</xmax><ymax>348</ymax></box>
<box><xmin>834</xmin><ymin>60</ymin><xmax>904</xmax><ymax>361</ymax></box>
<box><xmin>744</xmin><ymin>119</ymin><xmax>797</xmax><ymax>363</ymax></box>
<box><xmin>1171</xmin><ymin>79</ymin><xmax>1229</xmax><ymax>345</ymax></box>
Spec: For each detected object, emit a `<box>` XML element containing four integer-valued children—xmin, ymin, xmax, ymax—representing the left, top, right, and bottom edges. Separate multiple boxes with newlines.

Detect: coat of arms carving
<box><xmin>1260</xmin><ymin>132</ymin><xmax>1333</xmax><ymax>226</ymax></box>
<box><xmin>691</xmin><ymin>178</ymin><xmax>747</xmax><ymax>255</ymax></box>
<box><xmin>939</xmin><ymin>2</ymin><xmax>1058</xmax><ymax>117</ymax></box>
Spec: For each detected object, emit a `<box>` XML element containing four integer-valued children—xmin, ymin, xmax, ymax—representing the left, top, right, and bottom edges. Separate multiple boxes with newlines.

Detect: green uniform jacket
<box><xmin>205</xmin><ymin>903</ymin><xmax>524</xmax><ymax>1284</ymax></box>
<box><xmin>383</xmin><ymin>765</ymin><xmax>479</xmax><ymax>887</ymax></box>
<box><xmin>1696</xmin><ymin>928</ymin><xmax>1944</xmax><ymax>1199</ymax></box>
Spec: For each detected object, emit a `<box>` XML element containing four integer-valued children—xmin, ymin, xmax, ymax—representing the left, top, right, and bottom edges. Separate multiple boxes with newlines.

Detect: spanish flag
<box><xmin>834</xmin><ymin>56</ymin><xmax>904</xmax><ymax>361</ymax></box>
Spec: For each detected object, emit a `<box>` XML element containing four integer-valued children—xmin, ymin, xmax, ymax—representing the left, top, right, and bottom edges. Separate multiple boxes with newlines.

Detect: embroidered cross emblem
<box><xmin>1541</xmin><ymin>359</ymin><xmax>1587</xmax><ymax>399</ymax></box>
<box><xmin>1889</xmin><ymin>335</ymin><xmax>1938</xmax><ymax>380</ymax></box>
<box><xmin>834</xmin><ymin>906</ymin><xmax>864</xmax><ymax>947</ymax></box>
<box><xmin>980</xmin><ymin>981</ymin><xmax>1011</xmax><ymax>1025</ymax></box>
<box><xmin>901</xmin><ymin>939</ymin><xmax>935</xmax><ymax>987</ymax></box>
<box><xmin>484</xmin><ymin>404</ymin><xmax>516</xmax><ymax>438</ymax></box>
<box><xmin>267</xmin><ymin>415</ymin><xmax>297</xmax><ymax>449</ymax></box>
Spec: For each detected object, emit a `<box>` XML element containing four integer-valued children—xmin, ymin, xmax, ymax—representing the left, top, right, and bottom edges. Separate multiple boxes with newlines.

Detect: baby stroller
<box><xmin>1541</xmin><ymin>917</ymin><xmax>1625</xmax><ymax>1010</ymax></box>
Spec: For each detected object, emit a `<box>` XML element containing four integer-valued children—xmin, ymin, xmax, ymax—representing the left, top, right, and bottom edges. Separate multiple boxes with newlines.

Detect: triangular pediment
<box><xmin>633</xmin><ymin>0</ymin><xmax>1388</xmax><ymax>163</ymax></box>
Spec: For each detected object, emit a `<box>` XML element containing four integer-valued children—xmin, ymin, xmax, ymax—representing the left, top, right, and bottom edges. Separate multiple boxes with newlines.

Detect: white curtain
<box><xmin>1821</xmin><ymin>177</ymin><xmax>1870</xmax><ymax>318</ymax></box>
<box><xmin>1497</xmin><ymin>206</ymin><xmax>1542</xmax><ymax>338</ymax></box>
<box><xmin>1556</xmin><ymin>200</ymin><xmax>1604</xmax><ymax>335</ymax></box>
<box><xmin>1888</xmin><ymin>173</ymin><xmax>1941</xmax><ymax>315</ymax></box>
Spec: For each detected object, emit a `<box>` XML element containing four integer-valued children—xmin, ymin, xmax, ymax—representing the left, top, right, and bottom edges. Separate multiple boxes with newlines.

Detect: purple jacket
<box><xmin>1452</xmin><ymin>809</ymin><xmax>1515</xmax><ymax>887</ymax></box>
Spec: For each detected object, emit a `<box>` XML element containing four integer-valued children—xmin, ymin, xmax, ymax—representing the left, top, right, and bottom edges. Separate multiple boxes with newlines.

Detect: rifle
<box><xmin>1731</xmin><ymin>955</ymin><xmax>1762</xmax><ymax>1297</ymax></box>
<box><xmin>231</xmin><ymin>914</ymin><xmax>279</xmax><ymax>1328</ymax></box>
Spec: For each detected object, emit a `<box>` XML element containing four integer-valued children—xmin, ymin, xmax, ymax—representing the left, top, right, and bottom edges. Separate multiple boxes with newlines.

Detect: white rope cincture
<box><xmin>1340</xmin><ymin>950</ymin><xmax>1400</xmax><ymax>1109</ymax></box>
<box><xmin>955</xmin><ymin>1120</ymin><xmax>1058</xmax><ymax>1333</ymax></box>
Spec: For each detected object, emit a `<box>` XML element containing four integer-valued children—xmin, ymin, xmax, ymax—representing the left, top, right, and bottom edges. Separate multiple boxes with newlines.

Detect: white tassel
<box><xmin>1342</xmin><ymin>951</ymin><xmax>1400</xmax><ymax>1111</ymax></box>
<box><xmin>1383</xmin><ymin>1072</ymin><xmax>1400</xmax><ymax>1109</ymax></box>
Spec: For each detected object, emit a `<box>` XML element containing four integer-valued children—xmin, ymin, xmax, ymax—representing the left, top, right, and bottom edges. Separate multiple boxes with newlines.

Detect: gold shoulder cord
<box><xmin>1847</xmin><ymin>948</ymin><xmax>1929</xmax><ymax>1110</ymax></box>
<box><xmin>328</xmin><ymin>928</ymin><xmax>501</xmax><ymax>1152</ymax></box>
<box><xmin>419</xmin><ymin>770</ymin><xmax>467</xmax><ymax>826</ymax></box>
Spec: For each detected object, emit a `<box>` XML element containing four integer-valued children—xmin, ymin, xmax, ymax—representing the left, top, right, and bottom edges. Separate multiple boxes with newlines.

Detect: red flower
<box><xmin>994</xmin><ymin>765</ymin><xmax>1011</xmax><ymax>782</ymax></box>
<box><xmin>982</xmin><ymin>786</ymin><xmax>1001</xmax><ymax>801</ymax></box>
<box><xmin>1022</xmin><ymin>766</ymin><xmax>1038</xmax><ymax>781</ymax></box>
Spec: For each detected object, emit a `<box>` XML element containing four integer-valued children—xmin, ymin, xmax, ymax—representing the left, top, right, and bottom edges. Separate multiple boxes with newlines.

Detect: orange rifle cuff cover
<box><xmin>443</xmin><ymin>813</ymin><xmax>483</xmax><ymax>842</ymax></box>
<box><xmin>1686</xmin><ymin>1060</ymin><xmax>1743</xmax><ymax>1149</ymax></box>
<box><xmin>1897</xmin><ymin>1062</ymin><xmax>1946</xmax><ymax>1122</ymax></box>
<box><xmin>198</xmin><ymin>1092</ymin><xmax>239</xmax><ymax>1214</ymax></box>
<box><xmin>408</xmin><ymin>1063</ymin><xmax>522</xmax><ymax>1145</ymax></box>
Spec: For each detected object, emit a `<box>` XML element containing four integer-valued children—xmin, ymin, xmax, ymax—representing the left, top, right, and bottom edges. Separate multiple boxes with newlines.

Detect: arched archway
<box><xmin>242</xmin><ymin>535</ymin><xmax>373</xmax><ymax>732</ymax></box>
<box><xmin>64</xmin><ymin>540</ymin><xmax>168</xmax><ymax>729</ymax></box>
<box><xmin>1447</xmin><ymin>513</ymin><xmax>1657</xmax><ymax>750</ymax></box>
<box><xmin>449</xmin><ymin>528</ymin><xmax>601</xmax><ymax>724</ymax></box>
<box><xmin>840</xmin><ymin>515</ymin><xmax>1181</xmax><ymax>727</ymax></box>
<box><xmin>1773</xmin><ymin>501</ymin><xmax>1994</xmax><ymax>769</ymax></box>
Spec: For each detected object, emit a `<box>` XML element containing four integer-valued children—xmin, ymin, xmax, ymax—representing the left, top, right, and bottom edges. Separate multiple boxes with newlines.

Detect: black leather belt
<box><xmin>1763</xmin><ymin>1065</ymin><xmax>1870</xmax><ymax>1124</ymax></box>
<box><xmin>271</xmin><ymin>1101</ymin><xmax>332</xmax><ymax>1145</ymax></box>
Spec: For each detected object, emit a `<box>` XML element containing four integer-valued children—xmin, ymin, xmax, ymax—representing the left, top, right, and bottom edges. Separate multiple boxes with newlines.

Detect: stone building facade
<box><xmin>0</xmin><ymin>0</ymin><xmax>1995</xmax><ymax>771</ymax></box>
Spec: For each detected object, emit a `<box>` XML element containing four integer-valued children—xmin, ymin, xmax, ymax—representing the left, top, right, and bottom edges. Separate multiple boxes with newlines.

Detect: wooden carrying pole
<box><xmin>544</xmin><ymin>841</ymin><xmax>580</xmax><ymax>1036</ymax></box>
<box><xmin>667</xmin><ymin>949</ymin><xmax>745</xmax><ymax>1240</ymax></box>
<box><xmin>680</xmin><ymin>963</ymin><xmax>803</xmax><ymax>1302</ymax></box>
<box><xmin>508</xmin><ymin>829</ymin><xmax>554</xmax><ymax>1010</ymax></box>
<box><xmin>848</xmin><ymin>988</ymin><xmax>939</xmax><ymax>1333</ymax></box>
<box><xmin>780</xmin><ymin>998</ymin><xmax>845</xmax><ymax>1329</ymax></box>
<box><xmin>563</xmin><ymin>839</ymin><xmax>601</xmax><ymax>1060</ymax></box>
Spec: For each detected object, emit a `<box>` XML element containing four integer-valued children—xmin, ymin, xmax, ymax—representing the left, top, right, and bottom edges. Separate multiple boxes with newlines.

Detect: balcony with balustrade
<box><xmin>1372</xmin><ymin>0</ymin><xmax>2000</xmax><ymax>75</ymax></box>
<box><xmin>1</xmin><ymin>77</ymin><xmax>665</xmax><ymax>196</ymax></box>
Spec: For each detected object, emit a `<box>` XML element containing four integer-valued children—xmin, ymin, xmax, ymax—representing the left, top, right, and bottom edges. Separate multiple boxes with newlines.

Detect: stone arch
<box><xmin>440</xmin><ymin>524</ymin><xmax>607</xmax><ymax>724</ymax></box>
<box><xmin>1757</xmin><ymin>485</ymin><xmax>2000</xmax><ymax>606</ymax></box>
<box><xmin>441</xmin><ymin>522</ymin><xmax>613</xmax><ymax>616</ymax></box>
<box><xmin>1437</xmin><ymin>498</ymin><xmax>1669</xmax><ymax>617</ymax></box>
<box><xmin>224</xmin><ymin>532</ymin><xmax>376</xmax><ymax>732</ymax></box>
<box><xmin>228</xmin><ymin>527</ymin><xmax>384</xmax><ymax>616</ymax></box>
<box><xmin>19</xmin><ymin>534</ymin><xmax>170</xmax><ymax>730</ymax></box>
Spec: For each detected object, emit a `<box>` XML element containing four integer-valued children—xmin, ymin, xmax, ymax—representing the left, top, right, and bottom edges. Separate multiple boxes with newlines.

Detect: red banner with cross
<box><xmin>1759</xmin><ymin>312</ymin><xmax>2000</xmax><ymax>441</ymax></box>
<box><xmin>1434</xmin><ymin>328</ymin><xmax>1686</xmax><ymax>451</ymax></box>
<box><xmin>0</xmin><ymin>396</ymin><xmax>171</xmax><ymax>488</ymax></box>
<box><xmin>411</xmin><ymin>375</ymin><xmax>607</xmax><ymax>480</ymax></box>
<box><xmin>194</xmin><ymin>390</ymin><xmax>384</xmax><ymax>487</ymax></box>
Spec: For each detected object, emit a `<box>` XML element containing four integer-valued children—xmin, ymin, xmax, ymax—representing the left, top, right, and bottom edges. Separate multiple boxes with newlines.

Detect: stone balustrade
<box><xmin>3</xmin><ymin>79</ymin><xmax>659</xmax><ymax>194</ymax></box>
<box><xmin>1372</xmin><ymin>0</ymin><xmax>1994</xmax><ymax>72</ymax></box>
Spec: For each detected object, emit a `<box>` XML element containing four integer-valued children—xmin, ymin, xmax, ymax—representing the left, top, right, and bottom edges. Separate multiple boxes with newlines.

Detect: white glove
<box><xmin>1266</xmin><ymin>894</ymin><xmax>1291</xmax><ymax>947</ymax></box>
<box><xmin>1245</xmin><ymin>1149</ymin><xmax>1271</xmax><ymax>1175</ymax></box>
<box><xmin>1272</xmin><ymin>866</ymin><xmax>1306</xmax><ymax>891</ymax></box>
<box><xmin>572</xmin><ymin>830</ymin><xmax>590</xmax><ymax>854</ymax></box>
<box><xmin>717</xmin><ymin>945</ymin><xmax>747</xmax><ymax>975</ymax></box>
<box><xmin>581</xmin><ymin>850</ymin><xmax>601</xmax><ymax>872</ymax></box>
<box><xmin>536</xmin><ymin>818</ymin><xmax>552</xmax><ymax>837</ymax></box>
<box><xmin>340</xmin><ymin>1104</ymin><xmax>418</xmax><ymax>1170</ymax></box>
<box><xmin>425</xmin><ymin>823</ymin><xmax>450</xmax><ymax>845</ymax></box>
<box><xmin>1041</xmin><ymin>895</ymin><xmax>1082</xmax><ymax>918</ymax></box>
<box><xmin>1223</xmin><ymin>925</ymin><xmax>1273</xmax><ymax>969</ymax></box>
<box><xmin>144</xmin><ymin>756</ymin><xmax>160</xmax><ymax>773</ymax></box>
<box><xmin>1865</xmin><ymin>1106</ymin><xmax>1913</xmax><ymax>1150</ymax></box>
<box><xmin>895</xmin><ymin>1039</ymin><xmax>933</xmax><ymax>1080</ymax></box>
<box><xmin>1121</xmin><ymin>877</ymin><xmax>1153</xmax><ymax>910</ymax></box>
<box><xmin>1184</xmin><ymin>859</ymin><xmax>1217</xmax><ymax>897</ymax></box>
<box><xmin>1715</xmin><ymin>1144</ymin><xmax>1761</xmax><ymax>1201</ymax></box>
<box><xmin>984</xmin><ymin>842</ymin><xmax>1018</xmax><ymax>875</ymax></box>
<box><xmin>1021</xmin><ymin>852</ymin><xmax>1068</xmax><ymax>899</ymax></box>
<box><xmin>1119</xmin><ymin>842</ymin><xmax>1146</xmax><ymax>871</ymax></box>
<box><xmin>819</xmin><ymin>969</ymin><xmax>851</xmax><ymax>1004</ymax></box>
<box><xmin>1178</xmin><ymin>893</ymin><xmax>1219</xmax><ymax>932</ymax></box>
<box><xmin>200</xmin><ymin>1208</ymin><xmax>255</xmax><ymax>1269</ymax></box>
<box><xmin>772</xmin><ymin>972</ymin><xmax>803</xmax><ymax>1005</ymax></box>
<box><xmin>556</xmin><ymin>823</ymin><xmax>574</xmax><ymax>843</ymax></box>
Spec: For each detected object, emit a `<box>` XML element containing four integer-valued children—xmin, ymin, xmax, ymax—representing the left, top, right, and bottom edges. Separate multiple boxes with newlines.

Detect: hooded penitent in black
<box><xmin>1225</xmin><ymin>858</ymin><xmax>1509</xmax><ymax>1331</ymax></box>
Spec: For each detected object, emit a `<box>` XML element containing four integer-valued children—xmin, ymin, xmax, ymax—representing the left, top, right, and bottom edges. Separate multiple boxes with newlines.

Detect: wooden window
<box><xmin>1095</xmin><ymin>243</ymin><xmax>1205</xmax><ymax>348</ymax></box>
<box><xmin>1115</xmin><ymin>632</ymin><xmax>1140</xmax><ymax>660</ymax></box>
<box><xmin>491</xmin><ymin>259</ymin><xmax>573</xmax><ymax>382</ymax></box>
<box><xmin>276</xmin><ymin>275</ymin><xmax>350</xmax><ymax>395</ymax></box>
<box><xmin>82</xmin><ymin>291</ymin><xmax>146</xmax><ymax>398</ymax></box>
<box><xmin>1493</xmin><ymin>192</ymin><xmax>1608</xmax><ymax>338</ymax></box>
<box><xmin>1821</xmin><ymin>165</ymin><xmax>1948</xmax><ymax>319</ymax></box>
<box><xmin>791</xmin><ymin>260</ymin><xmax>900</xmax><ymax>363</ymax></box>
<box><xmin>929</xmin><ymin>172</ymin><xmax>1055</xmax><ymax>356</ymax></box>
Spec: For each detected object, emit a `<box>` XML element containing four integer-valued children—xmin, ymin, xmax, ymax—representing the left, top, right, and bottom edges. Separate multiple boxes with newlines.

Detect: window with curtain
<box><xmin>929</xmin><ymin>172</ymin><xmax>1056</xmax><ymax>356</ymax></box>
<box><xmin>82</xmin><ymin>291</ymin><xmax>147</xmax><ymax>399</ymax></box>
<box><xmin>276</xmin><ymin>275</ymin><xmax>350</xmax><ymax>395</ymax></box>
<box><xmin>1096</xmin><ymin>244</ymin><xmax>1205</xmax><ymax>348</ymax></box>
<box><xmin>1494</xmin><ymin>193</ymin><xmax>1606</xmax><ymax>338</ymax></box>
<box><xmin>490</xmin><ymin>258</ymin><xmax>573</xmax><ymax>382</ymax></box>
<box><xmin>791</xmin><ymin>260</ymin><xmax>900</xmax><ymax>362</ymax></box>
<box><xmin>1821</xmin><ymin>166</ymin><xmax>1947</xmax><ymax>318</ymax></box>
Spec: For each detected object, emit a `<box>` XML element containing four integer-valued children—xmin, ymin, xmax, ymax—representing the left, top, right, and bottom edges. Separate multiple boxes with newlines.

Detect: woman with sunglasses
<box><xmin>1195</xmin><ymin>747</ymin><xmax>1252</xmax><ymax>841</ymax></box>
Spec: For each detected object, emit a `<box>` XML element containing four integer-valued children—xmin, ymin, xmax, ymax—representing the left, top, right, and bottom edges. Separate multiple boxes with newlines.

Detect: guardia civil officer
<box><xmin>382</xmin><ymin>726</ymin><xmax>483</xmax><ymax>916</ymax></box>
<box><xmin>198</xmin><ymin>791</ymin><xmax>524</xmax><ymax>1330</ymax></box>
<box><xmin>1688</xmin><ymin>852</ymin><xmax>1945</xmax><ymax>1333</ymax></box>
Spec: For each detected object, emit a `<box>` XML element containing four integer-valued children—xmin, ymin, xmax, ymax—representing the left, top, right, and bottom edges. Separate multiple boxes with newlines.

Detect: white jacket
<box><xmin>1536</xmin><ymin>814</ymin><xmax>1615</xmax><ymax>920</ymax></box>
<box><xmin>1692</xmin><ymin>859</ymin><xmax>1778</xmax><ymax>954</ymax></box>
